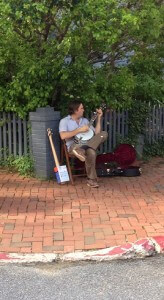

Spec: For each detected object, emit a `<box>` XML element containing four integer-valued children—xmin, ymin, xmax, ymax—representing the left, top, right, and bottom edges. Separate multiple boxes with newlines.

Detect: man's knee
<box><xmin>100</xmin><ymin>131</ymin><xmax>108</xmax><ymax>140</ymax></box>
<box><xmin>86</xmin><ymin>148</ymin><xmax>96</xmax><ymax>159</ymax></box>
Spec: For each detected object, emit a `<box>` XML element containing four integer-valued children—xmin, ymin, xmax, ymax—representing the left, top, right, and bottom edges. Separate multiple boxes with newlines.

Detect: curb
<box><xmin>0</xmin><ymin>236</ymin><xmax>163</xmax><ymax>264</ymax></box>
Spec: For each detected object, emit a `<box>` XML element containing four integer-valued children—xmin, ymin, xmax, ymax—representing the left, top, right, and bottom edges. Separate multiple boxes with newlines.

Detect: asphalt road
<box><xmin>0</xmin><ymin>256</ymin><xmax>164</xmax><ymax>300</ymax></box>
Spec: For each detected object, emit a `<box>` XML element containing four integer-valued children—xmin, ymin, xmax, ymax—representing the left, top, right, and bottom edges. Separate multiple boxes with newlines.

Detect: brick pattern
<box><xmin>0</xmin><ymin>157</ymin><xmax>164</xmax><ymax>253</ymax></box>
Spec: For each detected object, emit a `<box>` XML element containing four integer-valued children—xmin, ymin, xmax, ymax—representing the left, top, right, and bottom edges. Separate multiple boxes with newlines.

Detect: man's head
<box><xmin>68</xmin><ymin>101</ymin><xmax>84</xmax><ymax>118</ymax></box>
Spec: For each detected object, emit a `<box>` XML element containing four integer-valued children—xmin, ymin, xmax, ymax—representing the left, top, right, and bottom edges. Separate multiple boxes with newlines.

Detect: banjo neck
<box><xmin>88</xmin><ymin>112</ymin><xmax>99</xmax><ymax>127</ymax></box>
<box><xmin>88</xmin><ymin>103</ymin><xmax>106</xmax><ymax>127</ymax></box>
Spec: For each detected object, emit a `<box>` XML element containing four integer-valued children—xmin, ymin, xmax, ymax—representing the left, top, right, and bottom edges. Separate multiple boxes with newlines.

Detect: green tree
<box><xmin>0</xmin><ymin>0</ymin><xmax>163</xmax><ymax>117</ymax></box>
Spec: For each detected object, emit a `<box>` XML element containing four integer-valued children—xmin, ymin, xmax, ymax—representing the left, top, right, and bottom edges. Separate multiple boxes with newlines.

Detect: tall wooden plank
<box><xmin>159</xmin><ymin>106</ymin><xmax>162</xmax><ymax>140</ymax></box>
<box><xmin>13</xmin><ymin>113</ymin><xmax>17</xmax><ymax>156</ymax></box>
<box><xmin>152</xmin><ymin>106</ymin><xmax>155</xmax><ymax>142</ymax></box>
<box><xmin>104</xmin><ymin>110</ymin><xmax>108</xmax><ymax>153</ymax></box>
<box><xmin>121</xmin><ymin>110</ymin><xmax>125</xmax><ymax>138</ymax></box>
<box><xmin>148</xmin><ymin>107</ymin><xmax>152</xmax><ymax>144</ymax></box>
<box><xmin>108</xmin><ymin>110</ymin><xmax>112</xmax><ymax>152</ymax></box>
<box><xmin>23</xmin><ymin>119</ymin><xmax>27</xmax><ymax>155</ymax></box>
<box><xmin>8</xmin><ymin>113</ymin><xmax>12</xmax><ymax>155</ymax></box>
<box><xmin>2</xmin><ymin>112</ymin><xmax>7</xmax><ymax>159</ymax></box>
<box><xmin>113</xmin><ymin>110</ymin><xmax>116</xmax><ymax>148</ymax></box>
<box><xmin>18</xmin><ymin>117</ymin><xmax>22</xmax><ymax>156</ymax></box>
<box><xmin>125</xmin><ymin>110</ymin><xmax>128</xmax><ymax>136</ymax></box>
<box><xmin>117</xmin><ymin>109</ymin><xmax>121</xmax><ymax>137</ymax></box>
<box><xmin>99</xmin><ymin>113</ymin><xmax>104</xmax><ymax>154</ymax></box>
<box><xmin>155</xmin><ymin>107</ymin><xmax>159</xmax><ymax>141</ymax></box>
<box><xmin>0</xmin><ymin>112</ymin><xmax>2</xmax><ymax>159</ymax></box>
<box><xmin>163</xmin><ymin>107</ymin><xmax>164</xmax><ymax>139</ymax></box>
<box><xmin>28</xmin><ymin>120</ymin><xmax>33</xmax><ymax>155</ymax></box>
<box><xmin>146</xmin><ymin>105</ymin><xmax>151</xmax><ymax>142</ymax></box>
<box><xmin>145</xmin><ymin>114</ymin><xmax>148</xmax><ymax>141</ymax></box>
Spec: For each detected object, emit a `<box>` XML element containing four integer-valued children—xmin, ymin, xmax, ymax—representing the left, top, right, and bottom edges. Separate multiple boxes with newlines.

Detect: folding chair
<box><xmin>60</xmin><ymin>140</ymin><xmax>86</xmax><ymax>185</ymax></box>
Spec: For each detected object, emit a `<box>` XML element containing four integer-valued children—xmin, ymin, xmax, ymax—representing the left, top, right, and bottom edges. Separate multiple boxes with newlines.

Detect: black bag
<box><xmin>112</xmin><ymin>166</ymin><xmax>141</xmax><ymax>177</ymax></box>
<box><xmin>96</xmin><ymin>166</ymin><xmax>114</xmax><ymax>177</ymax></box>
<box><xmin>96</xmin><ymin>165</ymin><xmax>141</xmax><ymax>177</ymax></box>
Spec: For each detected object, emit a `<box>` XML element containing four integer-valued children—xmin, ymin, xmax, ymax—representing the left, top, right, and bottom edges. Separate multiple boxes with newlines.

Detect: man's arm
<box><xmin>95</xmin><ymin>109</ymin><xmax>103</xmax><ymax>135</ymax></box>
<box><xmin>60</xmin><ymin>125</ymin><xmax>89</xmax><ymax>140</ymax></box>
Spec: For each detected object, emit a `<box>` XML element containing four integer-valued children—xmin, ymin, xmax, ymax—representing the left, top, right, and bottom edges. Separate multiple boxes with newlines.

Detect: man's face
<box><xmin>75</xmin><ymin>103</ymin><xmax>84</xmax><ymax>118</ymax></box>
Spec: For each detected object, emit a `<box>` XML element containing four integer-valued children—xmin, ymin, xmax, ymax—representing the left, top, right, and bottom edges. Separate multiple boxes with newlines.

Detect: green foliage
<box><xmin>0</xmin><ymin>155</ymin><xmax>34</xmax><ymax>176</ymax></box>
<box><xmin>0</xmin><ymin>0</ymin><xmax>163</xmax><ymax>117</ymax></box>
<box><xmin>116</xmin><ymin>135</ymin><xmax>137</xmax><ymax>147</ymax></box>
<box><xmin>143</xmin><ymin>140</ymin><xmax>164</xmax><ymax>160</ymax></box>
<box><xmin>127</xmin><ymin>101</ymin><xmax>150</xmax><ymax>138</ymax></box>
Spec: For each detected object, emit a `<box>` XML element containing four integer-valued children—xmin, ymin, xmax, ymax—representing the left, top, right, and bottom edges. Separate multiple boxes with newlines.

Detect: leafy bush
<box><xmin>0</xmin><ymin>155</ymin><xmax>34</xmax><ymax>176</ymax></box>
<box><xmin>143</xmin><ymin>140</ymin><xmax>164</xmax><ymax>159</ymax></box>
<box><xmin>0</xmin><ymin>0</ymin><xmax>163</xmax><ymax>117</ymax></box>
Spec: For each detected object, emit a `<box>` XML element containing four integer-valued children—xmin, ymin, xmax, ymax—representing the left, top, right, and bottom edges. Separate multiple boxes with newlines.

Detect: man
<box><xmin>59</xmin><ymin>101</ymin><xmax>107</xmax><ymax>188</ymax></box>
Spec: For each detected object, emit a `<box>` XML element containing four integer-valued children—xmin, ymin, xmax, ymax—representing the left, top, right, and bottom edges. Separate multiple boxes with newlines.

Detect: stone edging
<box><xmin>0</xmin><ymin>236</ymin><xmax>163</xmax><ymax>264</ymax></box>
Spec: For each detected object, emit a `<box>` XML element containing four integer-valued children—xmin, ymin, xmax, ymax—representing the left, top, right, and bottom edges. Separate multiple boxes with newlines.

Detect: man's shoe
<box><xmin>87</xmin><ymin>179</ymin><xmax>99</xmax><ymax>188</ymax></box>
<box><xmin>72</xmin><ymin>148</ymin><xmax>86</xmax><ymax>162</ymax></box>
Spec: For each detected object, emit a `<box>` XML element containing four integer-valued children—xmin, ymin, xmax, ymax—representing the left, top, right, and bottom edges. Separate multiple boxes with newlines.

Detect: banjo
<box><xmin>74</xmin><ymin>103</ymin><xmax>106</xmax><ymax>144</ymax></box>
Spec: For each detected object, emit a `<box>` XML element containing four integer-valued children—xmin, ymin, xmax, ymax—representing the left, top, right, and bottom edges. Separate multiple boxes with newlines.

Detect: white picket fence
<box><xmin>0</xmin><ymin>106</ymin><xmax>163</xmax><ymax>159</ymax></box>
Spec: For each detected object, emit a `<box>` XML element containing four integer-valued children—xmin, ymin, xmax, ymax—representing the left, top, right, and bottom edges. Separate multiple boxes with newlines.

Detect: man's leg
<box><xmin>87</xmin><ymin>131</ymin><xmax>108</xmax><ymax>150</ymax></box>
<box><xmin>70</xmin><ymin>144</ymin><xmax>98</xmax><ymax>180</ymax></box>
<box><xmin>68</xmin><ymin>131</ymin><xmax>108</xmax><ymax>188</ymax></box>
<box><xmin>69</xmin><ymin>144</ymin><xmax>99</xmax><ymax>188</ymax></box>
<box><xmin>69</xmin><ymin>143</ymin><xmax>86</xmax><ymax>162</ymax></box>
<box><xmin>68</xmin><ymin>131</ymin><xmax>107</xmax><ymax>155</ymax></box>
<box><xmin>85</xmin><ymin>148</ymin><xmax>97</xmax><ymax>180</ymax></box>
<box><xmin>85</xmin><ymin>131</ymin><xmax>107</xmax><ymax>187</ymax></box>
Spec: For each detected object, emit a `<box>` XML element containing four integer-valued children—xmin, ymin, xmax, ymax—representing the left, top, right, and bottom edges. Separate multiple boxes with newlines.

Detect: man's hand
<box><xmin>96</xmin><ymin>108</ymin><xmax>103</xmax><ymax>118</ymax></box>
<box><xmin>78</xmin><ymin>125</ymin><xmax>89</xmax><ymax>133</ymax></box>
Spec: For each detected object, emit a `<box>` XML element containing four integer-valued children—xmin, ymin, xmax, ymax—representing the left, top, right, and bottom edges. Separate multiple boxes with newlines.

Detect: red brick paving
<box><xmin>0</xmin><ymin>157</ymin><xmax>164</xmax><ymax>253</ymax></box>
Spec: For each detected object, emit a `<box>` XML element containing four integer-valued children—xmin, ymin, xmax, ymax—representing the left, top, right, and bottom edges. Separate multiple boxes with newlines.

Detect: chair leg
<box><xmin>60</xmin><ymin>143</ymin><xmax>64</xmax><ymax>165</ymax></box>
<box><xmin>64</xmin><ymin>146</ymin><xmax>74</xmax><ymax>185</ymax></box>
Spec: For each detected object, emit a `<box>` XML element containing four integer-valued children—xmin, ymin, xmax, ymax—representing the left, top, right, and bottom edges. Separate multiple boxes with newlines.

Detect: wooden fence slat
<box><xmin>23</xmin><ymin>119</ymin><xmax>27</xmax><ymax>155</ymax></box>
<box><xmin>145</xmin><ymin>115</ymin><xmax>148</xmax><ymax>140</ymax></box>
<box><xmin>125</xmin><ymin>110</ymin><xmax>128</xmax><ymax>135</ymax></box>
<box><xmin>159</xmin><ymin>106</ymin><xmax>162</xmax><ymax>140</ymax></box>
<box><xmin>2</xmin><ymin>112</ymin><xmax>7</xmax><ymax>159</ymax></box>
<box><xmin>108</xmin><ymin>110</ymin><xmax>112</xmax><ymax>152</ymax></box>
<box><xmin>148</xmin><ymin>107</ymin><xmax>152</xmax><ymax>144</ymax></box>
<box><xmin>117</xmin><ymin>110</ymin><xmax>121</xmax><ymax>137</ymax></box>
<box><xmin>104</xmin><ymin>111</ymin><xmax>108</xmax><ymax>153</ymax></box>
<box><xmin>99</xmin><ymin>115</ymin><xmax>104</xmax><ymax>154</ymax></box>
<box><xmin>13</xmin><ymin>113</ymin><xmax>17</xmax><ymax>156</ymax></box>
<box><xmin>162</xmin><ymin>107</ymin><xmax>164</xmax><ymax>140</ymax></box>
<box><xmin>121</xmin><ymin>110</ymin><xmax>125</xmax><ymax>138</ymax></box>
<box><xmin>113</xmin><ymin>110</ymin><xmax>116</xmax><ymax>148</ymax></box>
<box><xmin>28</xmin><ymin>121</ymin><xmax>32</xmax><ymax>155</ymax></box>
<box><xmin>8</xmin><ymin>113</ymin><xmax>12</xmax><ymax>155</ymax></box>
<box><xmin>155</xmin><ymin>107</ymin><xmax>159</xmax><ymax>140</ymax></box>
<box><xmin>0</xmin><ymin>112</ymin><xmax>2</xmax><ymax>159</ymax></box>
<box><xmin>152</xmin><ymin>106</ymin><xmax>156</xmax><ymax>142</ymax></box>
<box><xmin>18</xmin><ymin>118</ymin><xmax>22</xmax><ymax>156</ymax></box>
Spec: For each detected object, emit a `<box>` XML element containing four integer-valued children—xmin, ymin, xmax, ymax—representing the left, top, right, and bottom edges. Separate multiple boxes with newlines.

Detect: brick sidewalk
<box><xmin>0</xmin><ymin>157</ymin><xmax>164</xmax><ymax>253</ymax></box>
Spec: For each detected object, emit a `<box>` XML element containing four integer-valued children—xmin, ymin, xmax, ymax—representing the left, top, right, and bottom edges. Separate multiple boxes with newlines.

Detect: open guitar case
<box><xmin>75</xmin><ymin>144</ymin><xmax>141</xmax><ymax>177</ymax></box>
<box><xmin>96</xmin><ymin>144</ymin><xmax>141</xmax><ymax>177</ymax></box>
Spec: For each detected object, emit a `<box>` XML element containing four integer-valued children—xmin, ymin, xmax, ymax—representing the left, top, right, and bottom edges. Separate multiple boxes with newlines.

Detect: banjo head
<box><xmin>76</xmin><ymin>128</ymin><xmax>94</xmax><ymax>141</ymax></box>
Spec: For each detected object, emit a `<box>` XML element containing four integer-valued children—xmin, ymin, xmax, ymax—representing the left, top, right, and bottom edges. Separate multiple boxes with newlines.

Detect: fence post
<box><xmin>29</xmin><ymin>106</ymin><xmax>60</xmax><ymax>179</ymax></box>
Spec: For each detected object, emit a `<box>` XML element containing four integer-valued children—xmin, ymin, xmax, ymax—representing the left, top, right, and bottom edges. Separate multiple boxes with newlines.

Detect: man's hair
<box><xmin>68</xmin><ymin>100</ymin><xmax>83</xmax><ymax>115</ymax></box>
